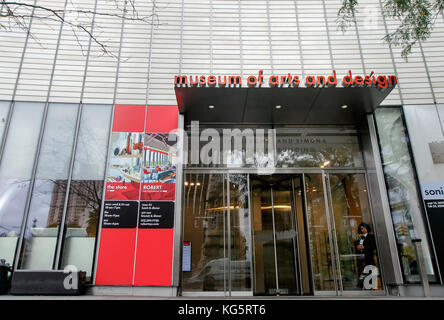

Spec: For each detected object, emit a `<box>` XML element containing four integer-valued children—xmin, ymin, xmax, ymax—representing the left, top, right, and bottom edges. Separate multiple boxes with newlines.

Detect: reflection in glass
<box><xmin>182</xmin><ymin>173</ymin><xmax>252</xmax><ymax>293</ymax></box>
<box><xmin>182</xmin><ymin>173</ymin><xmax>227</xmax><ymax>292</ymax></box>
<box><xmin>275</xmin><ymin>128</ymin><xmax>363</xmax><ymax>168</ymax></box>
<box><xmin>328</xmin><ymin>173</ymin><xmax>382</xmax><ymax>291</ymax></box>
<box><xmin>227</xmin><ymin>174</ymin><xmax>251</xmax><ymax>292</ymax></box>
<box><xmin>305</xmin><ymin>173</ymin><xmax>335</xmax><ymax>291</ymax></box>
<box><xmin>375</xmin><ymin>108</ymin><xmax>436</xmax><ymax>282</ymax></box>
<box><xmin>185</xmin><ymin>126</ymin><xmax>363</xmax><ymax>169</ymax></box>
<box><xmin>251</xmin><ymin>175</ymin><xmax>299</xmax><ymax>295</ymax></box>
<box><xmin>251</xmin><ymin>177</ymin><xmax>277</xmax><ymax>295</ymax></box>
<box><xmin>0</xmin><ymin>102</ymin><xmax>45</xmax><ymax>266</ymax></box>
<box><xmin>61</xmin><ymin>104</ymin><xmax>112</xmax><ymax>280</ymax></box>
<box><xmin>20</xmin><ymin>103</ymin><xmax>78</xmax><ymax>270</ymax></box>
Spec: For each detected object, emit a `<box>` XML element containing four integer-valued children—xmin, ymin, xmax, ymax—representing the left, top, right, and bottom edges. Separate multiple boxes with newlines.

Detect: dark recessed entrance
<box><xmin>250</xmin><ymin>174</ymin><xmax>311</xmax><ymax>296</ymax></box>
<box><xmin>175</xmin><ymin>86</ymin><xmax>394</xmax><ymax>125</ymax></box>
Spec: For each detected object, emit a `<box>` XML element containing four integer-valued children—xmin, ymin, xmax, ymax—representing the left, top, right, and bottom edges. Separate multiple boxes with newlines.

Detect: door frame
<box><xmin>180</xmin><ymin>171</ymin><xmax>254</xmax><ymax>297</ymax></box>
<box><xmin>249</xmin><ymin>174</ymin><xmax>306</xmax><ymax>296</ymax></box>
<box><xmin>311</xmin><ymin>169</ymin><xmax>387</xmax><ymax>296</ymax></box>
<box><xmin>180</xmin><ymin>168</ymin><xmax>386</xmax><ymax>297</ymax></box>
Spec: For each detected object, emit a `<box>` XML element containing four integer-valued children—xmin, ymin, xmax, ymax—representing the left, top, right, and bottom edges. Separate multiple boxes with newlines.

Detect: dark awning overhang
<box><xmin>174</xmin><ymin>86</ymin><xmax>394</xmax><ymax>125</ymax></box>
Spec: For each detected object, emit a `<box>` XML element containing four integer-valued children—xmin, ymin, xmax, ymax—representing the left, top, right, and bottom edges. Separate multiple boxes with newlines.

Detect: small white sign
<box><xmin>182</xmin><ymin>241</ymin><xmax>191</xmax><ymax>272</ymax></box>
<box><xmin>421</xmin><ymin>181</ymin><xmax>444</xmax><ymax>200</ymax></box>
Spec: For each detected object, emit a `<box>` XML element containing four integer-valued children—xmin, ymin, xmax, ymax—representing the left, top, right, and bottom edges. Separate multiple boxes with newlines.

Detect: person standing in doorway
<box><xmin>356</xmin><ymin>222</ymin><xmax>377</xmax><ymax>289</ymax></box>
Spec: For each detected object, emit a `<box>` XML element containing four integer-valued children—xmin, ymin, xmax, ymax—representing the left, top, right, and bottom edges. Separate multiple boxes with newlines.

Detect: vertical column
<box><xmin>96</xmin><ymin>104</ymin><xmax>178</xmax><ymax>286</ymax></box>
<box><xmin>95</xmin><ymin>104</ymin><xmax>145</xmax><ymax>285</ymax></box>
<box><xmin>134</xmin><ymin>105</ymin><xmax>178</xmax><ymax>286</ymax></box>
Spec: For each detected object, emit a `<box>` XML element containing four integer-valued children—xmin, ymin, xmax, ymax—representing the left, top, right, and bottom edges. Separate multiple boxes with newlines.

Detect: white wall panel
<box><xmin>421</xmin><ymin>16</ymin><xmax>444</xmax><ymax>103</ymax></box>
<box><xmin>115</xmin><ymin>1</ymin><xmax>153</xmax><ymax>105</ymax></box>
<box><xmin>13</xmin><ymin>0</ymin><xmax>65</xmax><ymax>101</ymax></box>
<box><xmin>0</xmin><ymin>0</ymin><xmax>443</xmax><ymax>106</ymax></box>
<box><xmin>82</xmin><ymin>0</ymin><xmax>123</xmax><ymax>104</ymax></box>
<box><xmin>0</xmin><ymin>21</ymin><xmax>26</xmax><ymax>99</ymax></box>
<box><xmin>268</xmin><ymin>1</ymin><xmax>302</xmax><ymax>75</ymax></box>
<box><xmin>147</xmin><ymin>0</ymin><xmax>181</xmax><ymax>105</ymax></box>
<box><xmin>296</xmin><ymin>1</ymin><xmax>332</xmax><ymax>75</ymax></box>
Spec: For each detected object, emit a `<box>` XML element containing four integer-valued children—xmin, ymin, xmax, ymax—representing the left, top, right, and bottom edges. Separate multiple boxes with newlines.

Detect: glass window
<box><xmin>227</xmin><ymin>173</ymin><xmax>252</xmax><ymax>292</ymax></box>
<box><xmin>61</xmin><ymin>104</ymin><xmax>112</xmax><ymax>280</ymax></box>
<box><xmin>182</xmin><ymin>173</ymin><xmax>228</xmax><ymax>292</ymax></box>
<box><xmin>181</xmin><ymin>173</ymin><xmax>252</xmax><ymax>293</ymax></box>
<box><xmin>19</xmin><ymin>103</ymin><xmax>79</xmax><ymax>270</ymax></box>
<box><xmin>328</xmin><ymin>173</ymin><xmax>382</xmax><ymax>291</ymax></box>
<box><xmin>185</xmin><ymin>125</ymin><xmax>363</xmax><ymax>169</ymax></box>
<box><xmin>0</xmin><ymin>102</ymin><xmax>45</xmax><ymax>266</ymax></box>
<box><xmin>275</xmin><ymin>128</ymin><xmax>364</xmax><ymax>168</ymax></box>
<box><xmin>375</xmin><ymin>107</ymin><xmax>437</xmax><ymax>283</ymax></box>
<box><xmin>305</xmin><ymin>173</ymin><xmax>335</xmax><ymax>291</ymax></box>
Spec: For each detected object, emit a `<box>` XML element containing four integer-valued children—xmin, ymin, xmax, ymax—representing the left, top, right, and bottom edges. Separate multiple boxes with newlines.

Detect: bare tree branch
<box><xmin>0</xmin><ymin>0</ymin><xmax>159</xmax><ymax>58</ymax></box>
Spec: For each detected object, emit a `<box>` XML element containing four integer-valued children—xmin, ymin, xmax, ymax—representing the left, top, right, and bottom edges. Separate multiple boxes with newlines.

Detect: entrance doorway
<box><xmin>181</xmin><ymin>173</ymin><xmax>252</xmax><ymax>296</ymax></box>
<box><xmin>250</xmin><ymin>174</ymin><xmax>311</xmax><ymax>295</ymax></box>
<box><xmin>180</xmin><ymin>171</ymin><xmax>383</xmax><ymax>296</ymax></box>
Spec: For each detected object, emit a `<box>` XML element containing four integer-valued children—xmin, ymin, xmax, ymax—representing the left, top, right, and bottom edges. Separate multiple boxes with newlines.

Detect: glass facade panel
<box><xmin>61</xmin><ymin>104</ymin><xmax>112</xmax><ymax>280</ymax></box>
<box><xmin>185</xmin><ymin>125</ymin><xmax>363</xmax><ymax>169</ymax></box>
<box><xmin>305</xmin><ymin>173</ymin><xmax>335</xmax><ymax>291</ymax></box>
<box><xmin>328</xmin><ymin>173</ymin><xmax>382</xmax><ymax>291</ymax></box>
<box><xmin>227</xmin><ymin>174</ymin><xmax>252</xmax><ymax>292</ymax></box>
<box><xmin>375</xmin><ymin>107</ymin><xmax>437</xmax><ymax>282</ymax></box>
<box><xmin>251</xmin><ymin>175</ymin><xmax>300</xmax><ymax>295</ymax></box>
<box><xmin>182</xmin><ymin>173</ymin><xmax>252</xmax><ymax>293</ymax></box>
<box><xmin>274</xmin><ymin>178</ymin><xmax>298</xmax><ymax>295</ymax></box>
<box><xmin>251</xmin><ymin>178</ymin><xmax>277</xmax><ymax>295</ymax></box>
<box><xmin>0</xmin><ymin>102</ymin><xmax>45</xmax><ymax>266</ymax></box>
<box><xmin>19</xmin><ymin>103</ymin><xmax>79</xmax><ymax>270</ymax></box>
<box><xmin>182</xmin><ymin>173</ymin><xmax>228</xmax><ymax>292</ymax></box>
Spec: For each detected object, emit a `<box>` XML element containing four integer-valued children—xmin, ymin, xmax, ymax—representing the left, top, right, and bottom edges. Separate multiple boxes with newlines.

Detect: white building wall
<box><xmin>0</xmin><ymin>0</ymin><xmax>443</xmax><ymax>106</ymax></box>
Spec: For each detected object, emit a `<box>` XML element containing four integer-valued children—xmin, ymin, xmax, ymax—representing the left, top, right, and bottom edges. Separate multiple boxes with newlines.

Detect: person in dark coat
<box><xmin>356</xmin><ymin>222</ymin><xmax>376</xmax><ymax>266</ymax></box>
<box><xmin>356</xmin><ymin>222</ymin><xmax>377</xmax><ymax>288</ymax></box>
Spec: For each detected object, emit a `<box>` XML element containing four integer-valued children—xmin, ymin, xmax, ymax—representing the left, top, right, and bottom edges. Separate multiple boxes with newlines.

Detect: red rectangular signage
<box><xmin>95</xmin><ymin>228</ymin><xmax>137</xmax><ymax>285</ymax></box>
<box><xmin>96</xmin><ymin>105</ymin><xmax>178</xmax><ymax>287</ymax></box>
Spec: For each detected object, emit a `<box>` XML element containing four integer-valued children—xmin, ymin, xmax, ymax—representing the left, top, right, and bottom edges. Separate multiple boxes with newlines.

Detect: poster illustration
<box><xmin>141</xmin><ymin>133</ymin><xmax>177</xmax><ymax>200</ymax></box>
<box><xmin>105</xmin><ymin>132</ymin><xmax>143</xmax><ymax>200</ymax></box>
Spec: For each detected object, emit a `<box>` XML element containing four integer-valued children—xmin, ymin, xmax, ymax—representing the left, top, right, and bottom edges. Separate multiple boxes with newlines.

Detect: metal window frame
<box><xmin>92</xmin><ymin>1</ymin><xmax>127</xmax><ymax>286</ymax></box>
<box><xmin>0</xmin><ymin>1</ymin><xmax>37</xmax><ymax>269</ymax></box>
<box><xmin>398</xmin><ymin>106</ymin><xmax>442</xmax><ymax>283</ymax></box>
<box><xmin>180</xmin><ymin>171</ymin><xmax>254</xmax><ymax>297</ymax></box>
<box><xmin>53</xmin><ymin>102</ymin><xmax>84</xmax><ymax>270</ymax></box>
<box><xmin>366</xmin><ymin>113</ymin><xmax>404</xmax><ymax>287</ymax></box>
<box><xmin>373</xmin><ymin>105</ymin><xmax>442</xmax><ymax>284</ymax></box>
<box><xmin>301</xmin><ymin>173</ymin><xmax>315</xmax><ymax>294</ymax></box>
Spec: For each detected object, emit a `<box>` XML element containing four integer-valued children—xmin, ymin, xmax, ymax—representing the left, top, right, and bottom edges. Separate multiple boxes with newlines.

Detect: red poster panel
<box><xmin>112</xmin><ymin>105</ymin><xmax>146</xmax><ymax>132</ymax></box>
<box><xmin>133</xmin><ymin>229</ymin><xmax>174</xmax><ymax>286</ymax></box>
<box><xmin>97</xmin><ymin>105</ymin><xmax>178</xmax><ymax>286</ymax></box>
<box><xmin>105</xmin><ymin>182</ymin><xmax>140</xmax><ymax>200</ymax></box>
<box><xmin>145</xmin><ymin>105</ymin><xmax>178</xmax><ymax>133</ymax></box>
<box><xmin>95</xmin><ymin>229</ymin><xmax>137</xmax><ymax>285</ymax></box>
<box><xmin>95</xmin><ymin>201</ymin><xmax>139</xmax><ymax>285</ymax></box>
<box><xmin>141</xmin><ymin>133</ymin><xmax>177</xmax><ymax>201</ymax></box>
